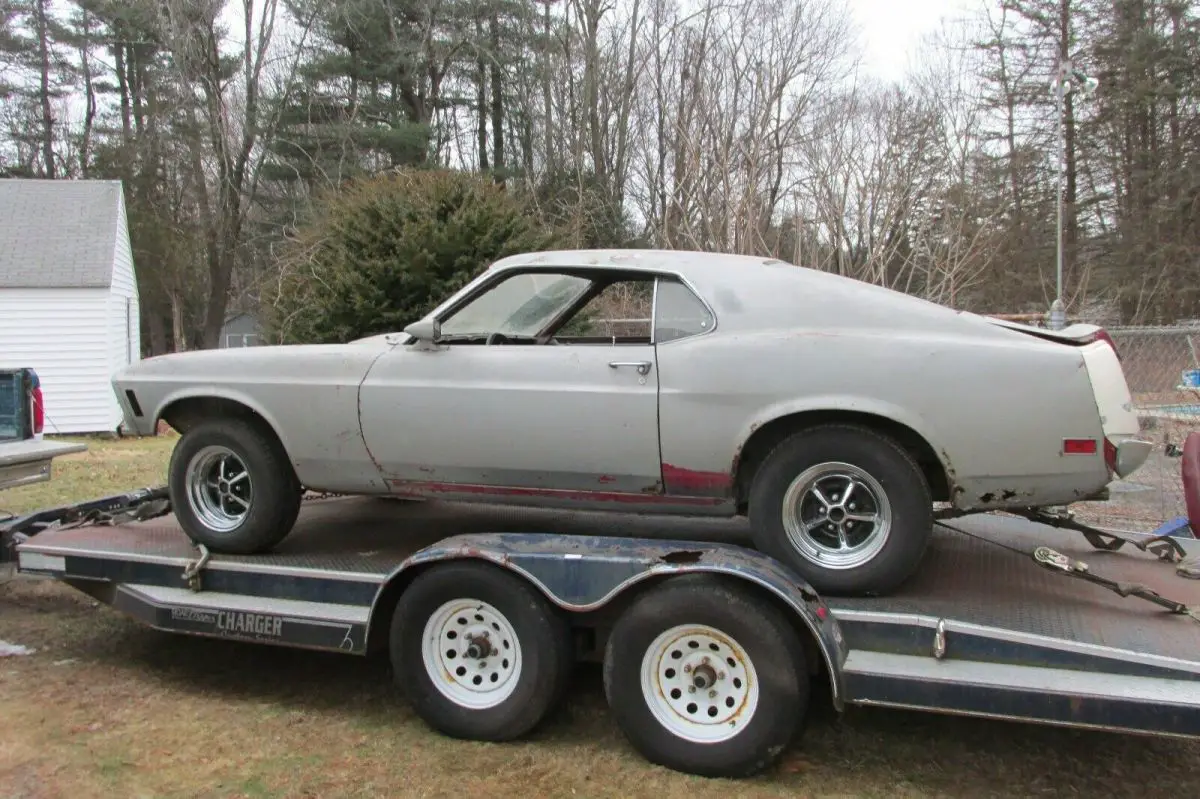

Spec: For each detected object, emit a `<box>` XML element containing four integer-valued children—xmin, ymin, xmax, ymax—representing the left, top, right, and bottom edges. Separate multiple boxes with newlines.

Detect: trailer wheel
<box><xmin>168</xmin><ymin>417</ymin><xmax>301</xmax><ymax>553</ymax></box>
<box><xmin>391</xmin><ymin>561</ymin><xmax>573</xmax><ymax>742</ymax></box>
<box><xmin>603</xmin><ymin>574</ymin><xmax>809</xmax><ymax>778</ymax></box>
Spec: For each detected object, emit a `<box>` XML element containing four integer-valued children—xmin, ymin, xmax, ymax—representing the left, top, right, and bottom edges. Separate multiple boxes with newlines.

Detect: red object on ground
<box><xmin>1184</xmin><ymin>432</ymin><xmax>1200</xmax><ymax>536</ymax></box>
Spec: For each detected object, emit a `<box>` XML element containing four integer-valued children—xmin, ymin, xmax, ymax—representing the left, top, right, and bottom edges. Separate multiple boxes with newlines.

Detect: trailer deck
<box><xmin>7</xmin><ymin>492</ymin><xmax>1200</xmax><ymax>775</ymax></box>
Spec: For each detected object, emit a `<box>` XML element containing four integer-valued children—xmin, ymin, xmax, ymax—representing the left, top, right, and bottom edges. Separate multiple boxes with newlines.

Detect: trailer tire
<box><xmin>391</xmin><ymin>561</ymin><xmax>573</xmax><ymax>742</ymax></box>
<box><xmin>603</xmin><ymin>574</ymin><xmax>809</xmax><ymax>779</ymax></box>
<box><xmin>748</xmin><ymin>423</ymin><xmax>932</xmax><ymax>596</ymax></box>
<box><xmin>168</xmin><ymin>417</ymin><xmax>301</xmax><ymax>554</ymax></box>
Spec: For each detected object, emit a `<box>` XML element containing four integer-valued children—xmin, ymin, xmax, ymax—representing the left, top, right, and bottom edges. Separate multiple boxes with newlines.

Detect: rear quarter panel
<box><xmin>113</xmin><ymin>344</ymin><xmax>390</xmax><ymax>493</ymax></box>
<box><xmin>656</xmin><ymin>323</ymin><xmax>1111</xmax><ymax>510</ymax></box>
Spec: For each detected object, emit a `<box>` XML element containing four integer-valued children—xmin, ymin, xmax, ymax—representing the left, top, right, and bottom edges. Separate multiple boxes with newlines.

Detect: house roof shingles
<box><xmin>0</xmin><ymin>178</ymin><xmax>124</xmax><ymax>289</ymax></box>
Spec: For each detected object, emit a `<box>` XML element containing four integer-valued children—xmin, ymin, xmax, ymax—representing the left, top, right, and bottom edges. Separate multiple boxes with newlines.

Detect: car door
<box><xmin>357</xmin><ymin>268</ymin><xmax>664</xmax><ymax>497</ymax></box>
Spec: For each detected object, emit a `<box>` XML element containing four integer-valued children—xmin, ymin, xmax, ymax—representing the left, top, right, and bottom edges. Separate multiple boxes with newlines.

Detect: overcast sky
<box><xmin>218</xmin><ymin>1</ymin><xmax>978</xmax><ymax>84</ymax></box>
<box><xmin>847</xmin><ymin>0</ymin><xmax>975</xmax><ymax>79</ymax></box>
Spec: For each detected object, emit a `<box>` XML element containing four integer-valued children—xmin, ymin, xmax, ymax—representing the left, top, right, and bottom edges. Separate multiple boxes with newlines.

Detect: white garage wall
<box><xmin>0</xmin><ymin>287</ymin><xmax>122</xmax><ymax>434</ymax></box>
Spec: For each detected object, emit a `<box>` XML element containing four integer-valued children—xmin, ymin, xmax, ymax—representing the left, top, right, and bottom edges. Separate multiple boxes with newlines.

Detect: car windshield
<box><xmin>440</xmin><ymin>273</ymin><xmax>592</xmax><ymax>337</ymax></box>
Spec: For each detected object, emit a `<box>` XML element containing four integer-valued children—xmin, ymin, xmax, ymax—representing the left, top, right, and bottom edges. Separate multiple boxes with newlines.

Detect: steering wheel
<box><xmin>486</xmin><ymin>332</ymin><xmax>508</xmax><ymax>346</ymax></box>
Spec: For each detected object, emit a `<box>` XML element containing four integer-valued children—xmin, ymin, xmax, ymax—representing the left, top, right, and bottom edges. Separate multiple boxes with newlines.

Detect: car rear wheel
<box><xmin>168</xmin><ymin>417</ymin><xmax>302</xmax><ymax>553</ymax></box>
<box><xmin>747</xmin><ymin>424</ymin><xmax>932</xmax><ymax>596</ymax></box>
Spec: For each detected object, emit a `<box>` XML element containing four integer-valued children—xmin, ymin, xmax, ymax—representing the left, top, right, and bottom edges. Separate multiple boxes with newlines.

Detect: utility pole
<box><xmin>1049</xmin><ymin>57</ymin><xmax>1097</xmax><ymax>330</ymax></box>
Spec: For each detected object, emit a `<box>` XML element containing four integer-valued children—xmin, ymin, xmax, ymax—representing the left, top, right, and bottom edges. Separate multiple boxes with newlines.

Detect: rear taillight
<box><xmin>1085</xmin><ymin>328</ymin><xmax>1121</xmax><ymax>361</ymax></box>
<box><xmin>1063</xmin><ymin>438</ymin><xmax>1098</xmax><ymax>455</ymax></box>
<box><xmin>1104</xmin><ymin>438</ymin><xmax>1117</xmax><ymax>475</ymax></box>
<box><xmin>29</xmin><ymin>371</ymin><xmax>44</xmax><ymax>435</ymax></box>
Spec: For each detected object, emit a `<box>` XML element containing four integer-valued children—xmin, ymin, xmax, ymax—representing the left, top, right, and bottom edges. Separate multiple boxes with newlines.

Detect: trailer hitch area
<box><xmin>1020</xmin><ymin>508</ymin><xmax>1187</xmax><ymax>564</ymax></box>
<box><xmin>1033</xmin><ymin>546</ymin><xmax>1198</xmax><ymax>620</ymax></box>
<box><xmin>182</xmin><ymin>543</ymin><xmax>210</xmax><ymax>592</ymax></box>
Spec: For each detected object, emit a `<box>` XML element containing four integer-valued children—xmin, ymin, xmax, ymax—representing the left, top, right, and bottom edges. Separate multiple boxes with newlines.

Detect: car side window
<box><xmin>557</xmin><ymin>279</ymin><xmax>654</xmax><ymax>341</ymax></box>
<box><xmin>654</xmin><ymin>278</ymin><xmax>714</xmax><ymax>342</ymax></box>
<box><xmin>439</xmin><ymin>271</ymin><xmax>591</xmax><ymax>339</ymax></box>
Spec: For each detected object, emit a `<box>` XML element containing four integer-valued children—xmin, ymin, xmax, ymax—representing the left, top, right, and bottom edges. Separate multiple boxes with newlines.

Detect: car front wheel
<box><xmin>747</xmin><ymin>424</ymin><xmax>932</xmax><ymax>596</ymax></box>
<box><xmin>168</xmin><ymin>417</ymin><xmax>302</xmax><ymax>553</ymax></box>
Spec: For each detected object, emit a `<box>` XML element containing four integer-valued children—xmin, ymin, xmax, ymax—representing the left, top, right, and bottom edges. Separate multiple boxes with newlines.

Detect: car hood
<box><xmin>112</xmin><ymin>340</ymin><xmax>391</xmax><ymax>382</ymax></box>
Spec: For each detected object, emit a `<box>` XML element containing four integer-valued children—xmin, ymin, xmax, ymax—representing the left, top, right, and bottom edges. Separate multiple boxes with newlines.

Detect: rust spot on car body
<box><xmin>597</xmin><ymin>475</ymin><xmax>616</xmax><ymax>484</ymax></box>
<box><xmin>661</xmin><ymin>463</ymin><xmax>734</xmax><ymax>497</ymax></box>
<box><xmin>386</xmin><ymin>479</ymin><xmax>725</xmax><ymax>507</ymax></box>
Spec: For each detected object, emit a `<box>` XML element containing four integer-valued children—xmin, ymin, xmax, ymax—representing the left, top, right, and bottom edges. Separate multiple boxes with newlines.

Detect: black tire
<box><xmin>168</xmin><ymin>417</ymin><xmax>302</xmax><ymax>554</ymax></box>
<box><xmin>747</xmin><ymin>423</ymin><xmax>932</xmax><ymax>596</ymax></box>
<box><xmin>603</xmin><ymin>574</ymin><xmax>809</xmax><ymax>779</ymax></box>
<box><xmin>390</xmin><ymin>560</ymin><xmax>574</xmax><ymax>742</ymax></box>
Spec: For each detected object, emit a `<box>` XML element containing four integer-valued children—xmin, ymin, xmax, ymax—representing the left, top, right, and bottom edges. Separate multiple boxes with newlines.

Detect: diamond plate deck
<box><xmin>21</xmin><ymin>495</ymin><xmax>1200</xmax><ymax>663</ymax></box>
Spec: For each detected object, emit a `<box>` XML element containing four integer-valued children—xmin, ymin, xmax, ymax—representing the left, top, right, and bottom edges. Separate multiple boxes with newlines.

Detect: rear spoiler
<box><xmin>984</xmin><ymin>317</ymin><xmax>1118</xmax><ymax>355</ymax></box>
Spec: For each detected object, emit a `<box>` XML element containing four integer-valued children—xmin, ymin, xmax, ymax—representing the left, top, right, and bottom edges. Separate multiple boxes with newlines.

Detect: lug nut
<box><xmin>683</xmin><ymin>664</ymin><xmax>692</xmax><ymax>673</ymax></box>
<box><xmin>708</xmin><ymin>690</ymin><xmax>717</xmax><ymax>698</ymax></box>
<box><xmin>718</xmin><ymin>671</ymin><xmax>726</xmax><ymax>680</ymax></box>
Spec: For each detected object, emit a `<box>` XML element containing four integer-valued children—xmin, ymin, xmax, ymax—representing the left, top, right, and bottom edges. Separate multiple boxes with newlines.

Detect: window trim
<box><xmin>650</xmin><ymin>274</ymin><xmax>718</xmax><ymax>345</ymax></box>
<box><xmin>421</xmin><ymin>264</ymin><xmax>719</xmax><ymax>347</ymax></box>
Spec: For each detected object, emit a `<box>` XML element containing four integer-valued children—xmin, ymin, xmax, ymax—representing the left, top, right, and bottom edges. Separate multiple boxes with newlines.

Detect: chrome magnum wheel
<box><xmin>167</xmin><ymin>417</ymin><xmax>301</xmax><ymax>553</ymax></box>
<box><xmin>781</xmin><ymin>462</ymin><xmax>893</xmax><ymax>571</ymax></box>
<box><xmin>748</xmin><ymin>424</ymin><xmax>932</xmax><ymax>596</ymax></box>
<box><xmin>186</xmin><ymin>445</ymin><xmax>254</xmax><ymax>533</ymax></box>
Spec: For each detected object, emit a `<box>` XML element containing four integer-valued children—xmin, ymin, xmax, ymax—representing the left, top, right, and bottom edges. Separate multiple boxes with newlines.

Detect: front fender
<box><xmin>151</xmin><ymin>386</ymin><xmax>292</xmax><ymax>450</ymax></box>
<box><xmin>368</xmin><ymin>533</ymin><xmax>848</xmax><ymax>708</ymax></box>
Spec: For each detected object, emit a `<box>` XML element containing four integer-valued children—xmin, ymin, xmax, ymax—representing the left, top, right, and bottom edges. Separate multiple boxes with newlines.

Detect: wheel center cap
<box><xmin>828</xmin><ymin>507</ymin><xmax>846</xmax><ymax>522</ymax></box>
<box><xmin>463</xmin><ymin>633</ymin><xmax>493</xmax><ymax>660</ymax></box>
<box><xmin>691</xmin><ymin>663</ymin><xmax>718</xmax><ymax>690</ymax></box>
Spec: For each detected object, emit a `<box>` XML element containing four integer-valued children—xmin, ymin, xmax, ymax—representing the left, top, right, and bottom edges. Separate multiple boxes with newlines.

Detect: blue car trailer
<box><xmin>4</xmin><ymin>489</ymin><xmax>1200</xmax><ymax>779</ymax></box>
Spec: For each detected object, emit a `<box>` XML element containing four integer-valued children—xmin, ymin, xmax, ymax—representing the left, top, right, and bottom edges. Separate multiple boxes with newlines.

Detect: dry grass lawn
<box><xmin>3</xmin><ymin>436</ymin><xmax>1200</xmax><ymax>797</ymax></box>
<box><xmin>1</xmin><ymin>433</ymin><xmax>177</xmax><ymax>517</ymax></box>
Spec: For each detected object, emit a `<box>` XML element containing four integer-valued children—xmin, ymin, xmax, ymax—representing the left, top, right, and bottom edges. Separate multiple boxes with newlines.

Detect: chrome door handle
<box><xmin>609</xmin><ymin>361</ymin><xmax>652</xmax><ymax>376</ymax></box>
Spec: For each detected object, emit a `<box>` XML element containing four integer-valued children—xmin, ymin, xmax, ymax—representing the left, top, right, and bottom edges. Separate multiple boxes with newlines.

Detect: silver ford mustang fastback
<box><xmin>112</xmin><ymin>249</ymin><xmax>1151</xmax><ymax>596</ymax></box>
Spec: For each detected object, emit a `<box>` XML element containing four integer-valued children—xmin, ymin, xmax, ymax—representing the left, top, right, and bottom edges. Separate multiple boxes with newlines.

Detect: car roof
<box><xmin>489</xmin><ymin>249</ymin><xmax>791</xmax><ymax>280</ymax></box>
<box><xmin>484</xmin><ymin>248</ymin><xmax>965</xmax><ymax>335</ymax></box>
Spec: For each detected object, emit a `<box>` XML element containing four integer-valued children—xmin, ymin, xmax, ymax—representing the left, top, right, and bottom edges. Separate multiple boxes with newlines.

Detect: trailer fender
<box><xmin>367</xmin><ymin>532</ymin><xmax>848</xmax><ymax>707</ymax></box>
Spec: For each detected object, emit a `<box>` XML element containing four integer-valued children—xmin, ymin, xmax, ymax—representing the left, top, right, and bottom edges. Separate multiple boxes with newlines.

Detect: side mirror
<box><xmin>403</xmin><ymin>318</ymin><xmax>441</xmax><ymax>343</ymax></box>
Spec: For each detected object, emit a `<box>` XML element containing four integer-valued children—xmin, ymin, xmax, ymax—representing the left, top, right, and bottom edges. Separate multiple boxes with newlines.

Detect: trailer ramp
<box><xmin>831</xmin><ymin>514</ymin><xmax>1200</xmax><ymax>737</ymax></box>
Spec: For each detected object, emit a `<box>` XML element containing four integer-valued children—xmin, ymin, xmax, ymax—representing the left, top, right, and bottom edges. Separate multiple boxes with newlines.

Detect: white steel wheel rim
<box><xmin>781</xmin><ymin>461</ymin><xmax>893</xmax><ymax>570</ymax></box>
<box><xmin>421</xmin><ymin>598</ymin><xmax>523</xmax><ymax>710</ymax></box>
<box><xmin>185</xmin><ymin>445</ymin><xmax>253</xmax><ymax>533</ymax></box>
<box><xmin>640</xmin><ymin>623</ymin><xmax>759</xmax><ymax>744</ymax></box>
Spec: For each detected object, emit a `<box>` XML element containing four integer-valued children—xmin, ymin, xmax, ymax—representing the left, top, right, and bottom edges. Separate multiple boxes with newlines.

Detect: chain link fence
<box><xmin>1069</xmin><ymin>324</ymin><xmax>1200</xmax><ymax>533</ymax></box>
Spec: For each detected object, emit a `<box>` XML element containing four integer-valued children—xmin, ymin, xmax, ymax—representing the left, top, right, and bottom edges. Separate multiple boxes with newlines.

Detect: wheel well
<box><xmin>159</xmin><ymin>396</ymin><xmax>294</xmax><ymax>472</ymax></box>
<box><xmin>162</xmin><ymin>396</ymin><xmax>270</xmax><ymax>435</ymax></box>
<box><xmin>733</xmin><ymin>410</ymin><xmax>951</xmax><ymax>509</ymax></box>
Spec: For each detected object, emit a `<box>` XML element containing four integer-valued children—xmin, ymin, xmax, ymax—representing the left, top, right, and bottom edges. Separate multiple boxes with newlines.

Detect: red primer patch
<box><xmin>661</xmin><ymin>463</ymin><xmax>734</xmax><ymax>497</ymax></box>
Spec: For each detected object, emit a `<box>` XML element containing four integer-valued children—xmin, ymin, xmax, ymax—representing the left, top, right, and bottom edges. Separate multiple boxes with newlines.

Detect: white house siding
<box><xmin>0</xmin><ymin>288</ymin><xmax>122</xmax><ymax>433</ymax></box>
<box><xmin>107</xmin><ymin>193</ymin><xmax>141</xmax><ymax>373</ymax></box>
